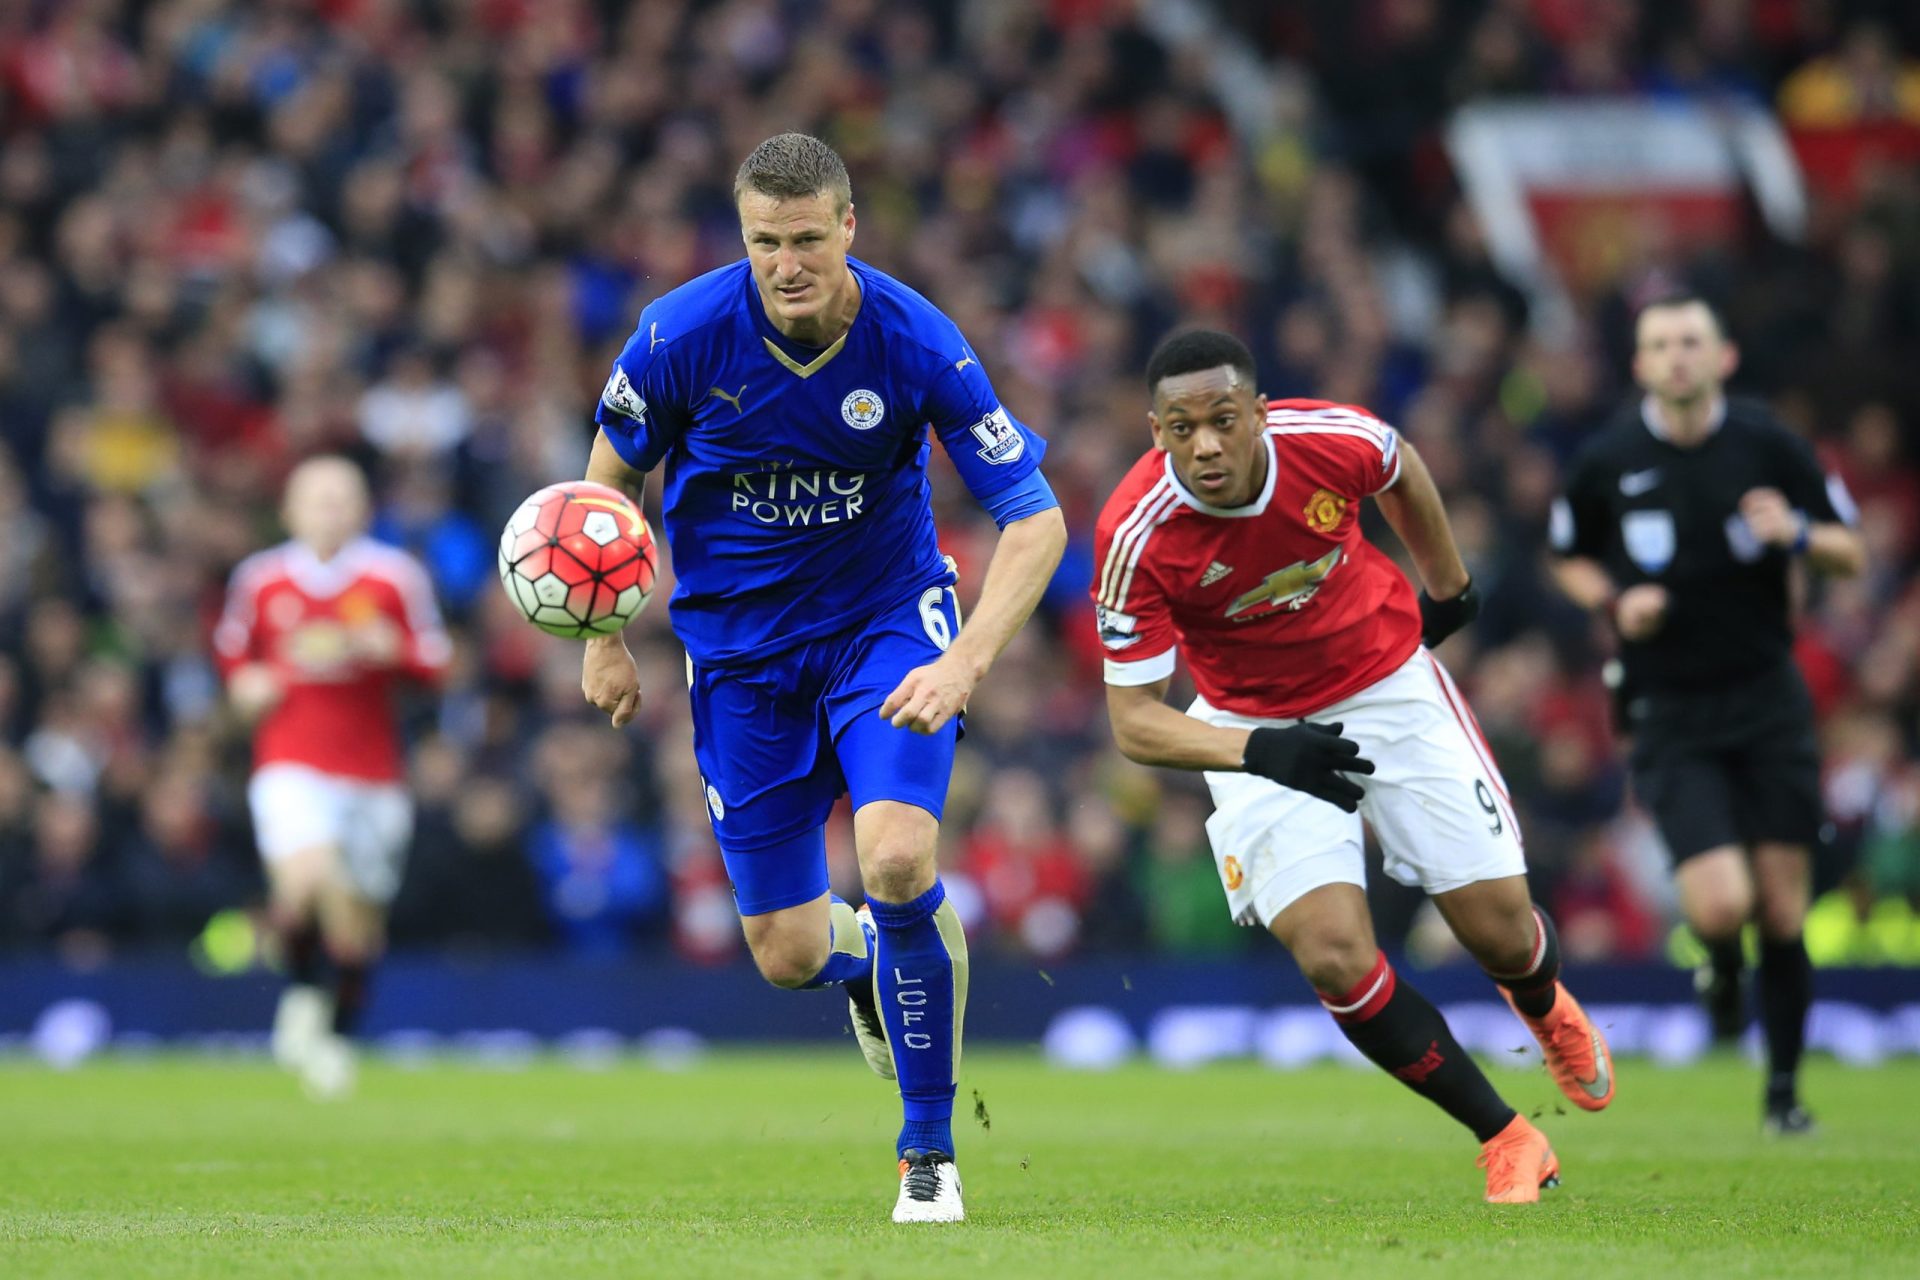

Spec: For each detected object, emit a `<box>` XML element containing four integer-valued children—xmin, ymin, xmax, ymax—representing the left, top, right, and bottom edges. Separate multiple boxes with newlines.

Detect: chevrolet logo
<box><xmin>708</xmin><ymin>384</ymin><xmax>747</xmax><ymax>414</ymax></box>
<box><xmin>1226</xmin><ymin>546</ymin><xmax>1342</xmax><ymax>617</ymax></box>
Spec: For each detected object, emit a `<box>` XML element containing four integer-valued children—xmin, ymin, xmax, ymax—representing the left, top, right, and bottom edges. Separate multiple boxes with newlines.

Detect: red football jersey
<box><xmin>212</xmin><ymin>538</ymin><xmax>451</xmax><ymax>781</ymax></box>
<box><xmin>1093</xmin><ymin>399</ymin><xmax>1422</xmax><ymax>718</ymax></box>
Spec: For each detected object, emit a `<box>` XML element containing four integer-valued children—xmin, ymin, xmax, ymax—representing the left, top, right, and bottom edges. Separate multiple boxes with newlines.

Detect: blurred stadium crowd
<box><xmin>3</xmin><ymin>0</ymin><xmax>1920</xmax><ymax>968</ymax></box>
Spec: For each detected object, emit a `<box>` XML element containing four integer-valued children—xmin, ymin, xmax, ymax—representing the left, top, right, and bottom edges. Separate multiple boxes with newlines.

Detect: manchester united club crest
<box><xmin>1222</xmin><ymin>855</ymin><xmax>1244</xmax><ymax>891</ymax></box>
<box><xmin>1303</xmin><ymin>488</ymin><xmax>1347</xmax><ymax>534</ymax></box>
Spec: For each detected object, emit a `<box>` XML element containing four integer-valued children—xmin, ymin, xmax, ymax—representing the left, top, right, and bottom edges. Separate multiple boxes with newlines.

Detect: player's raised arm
<box><xmin>1368</xmin><ymin>436</ymin><xmax>1479</xmax><ymax>649</ymax></box>
<box><xmin>1747</xmin><ymin>429</ymin><xmax>1865</xmax><ymax>578</ymax></box>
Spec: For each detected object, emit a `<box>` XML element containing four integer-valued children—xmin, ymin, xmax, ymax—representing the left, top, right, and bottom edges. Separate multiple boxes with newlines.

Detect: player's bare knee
<box><xmin>746</xmin><ymin>929</ymin><xmax>829</xmax><ymax>989</ymax></box>
<box><xmin>1290</xmin><ymin>932</ymin><xmax>1377</xmax><ymax>996</ymax></box>
<box><xmin>860</xmin><ymin>844</ymin><xmax>934</xmax><ymax>904</ymax></box>
<box><xmin>755</xmin><ymin>947</ymin><xmax>829</xmax><ymax>990</ymax></box>
<box><xmin>1755</xmin><ymin>891</ymin><xmax>1808</xmax><ymax>942</ymax></box>
<box><xmin>1687</xmin><ymin>894</ymin><xmax>1751</xmax><ymax>942</ymax></box>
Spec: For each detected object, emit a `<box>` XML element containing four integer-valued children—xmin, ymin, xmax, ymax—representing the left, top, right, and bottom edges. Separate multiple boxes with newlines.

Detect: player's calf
<box><xmin>1469</xmin><ymin>903</ymin><xmax>1617</xmax><ymax>1111</ymax></box>
<box><xmin>1315</xmin><ymin>949</ymin><xmax>1520</xmax><ymax>1146</ymax></box>
<box><xmin>867</xmin><ymin>880</ymin><xmax>967</xmax><ymax>1164</ymax></box>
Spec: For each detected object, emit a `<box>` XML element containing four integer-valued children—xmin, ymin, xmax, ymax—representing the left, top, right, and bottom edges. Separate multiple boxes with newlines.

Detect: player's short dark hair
<box><xmin>1635</xmin><ymin>291</ymin><xmax>1728</xmax><ymax>340</ymax></box>
<box><xmin>734</xmin><ymin>133</ymin><xmax>852</xmax><ymax>213</ymax></box>
<box><xmin>1146</xmin><ymin>330</ymin><xmax>1258</xmax><ymax>395</ymax></box>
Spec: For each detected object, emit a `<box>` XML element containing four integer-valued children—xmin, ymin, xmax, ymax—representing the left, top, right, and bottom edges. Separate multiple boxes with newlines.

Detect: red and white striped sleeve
<box><xmin>210</xmin><ymin>550</ymin><xmax>277</xmax><ymax>677</ymax></box>
<box><xmin>374</xmin><ymin>548</ymin><xmax>453</xmax><ymax>683</ymax></box>
<box><xmin>1092</xmin><ymin>472</ymin><xmax>1180</xmax><ymax>687</ymax></box>
<box><xmin>1267</xmin><ymin>400</ymin><xmax>1401</xmax><ymax>494</ymax></box>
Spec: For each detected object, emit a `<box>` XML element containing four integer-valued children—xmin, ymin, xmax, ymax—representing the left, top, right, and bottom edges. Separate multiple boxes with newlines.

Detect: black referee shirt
<box><xmin>1551</xmin><ymin>395</ymin><xmax>1856</xmax><ymax>695</ymax></box>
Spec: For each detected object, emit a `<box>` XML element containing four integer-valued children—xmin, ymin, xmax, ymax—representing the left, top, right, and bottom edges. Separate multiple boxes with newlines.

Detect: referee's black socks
<box><xmin>1758</xmin><ymin>934</ymin><xmax>1812</xmax><ymax>1104</ymax></box>
<box><xmin>1318</xmin><ymin>951</ymin><xmax>1516</xmax><ymax>1143</ymax></box>
<box><xmin>1485</xmin><ymin>906</ymin><xmax>1562</xmax><ymax>1020</ymax></box>
<box><xmin>1702</xmin><ymin>933</ymin><xmax>1745</xmax><ymax>991</ymax></box>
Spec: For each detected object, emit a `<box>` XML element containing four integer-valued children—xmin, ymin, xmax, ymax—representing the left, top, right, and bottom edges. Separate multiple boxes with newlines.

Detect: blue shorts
<box><xmin>688</xmin><ymin>581</ymin><xmax>961</xmax><ymax>917</ymax></box>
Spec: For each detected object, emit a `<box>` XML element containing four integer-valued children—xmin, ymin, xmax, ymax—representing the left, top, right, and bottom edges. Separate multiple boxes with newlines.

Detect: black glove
<box><xmin>1419</xmin><ymin>578</ymin><xmax>1479</xmax><ymax>649</ymax></box>
<box><xmin>1242</xmin><ymin>722</ymin><xmax>1375</xmax><ymax>813</ymax></box>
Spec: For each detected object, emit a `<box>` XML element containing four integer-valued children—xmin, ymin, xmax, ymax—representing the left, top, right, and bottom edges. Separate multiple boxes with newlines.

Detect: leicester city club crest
<box><xmin>841</xmin><ymin>389</ymin><xmax>885</xmax><ymax>431</ymax></box>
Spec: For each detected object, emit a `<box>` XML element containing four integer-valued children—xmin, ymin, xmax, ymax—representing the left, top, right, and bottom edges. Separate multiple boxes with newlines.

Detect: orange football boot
<box><xmin>1503</xmin><ymin>982</ymin><xmax>1616</xmax><ymax>1111</ymax></box>
<box><xmin>1478</xmin><ymin>1114</ymin><xmax>1560</xmax><ymax>1204</ymax></box>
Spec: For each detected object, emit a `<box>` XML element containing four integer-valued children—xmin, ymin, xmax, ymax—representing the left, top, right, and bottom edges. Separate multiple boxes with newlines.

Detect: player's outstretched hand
<box><xmin>880</xmin><ymin>654</ymin><xmax>975</xmax><ymax>735</ymax></box>
<box><xmin>582</xmin><ymin>634</ymin><xmax>643</xmax><ymax>728</ymax></box>
<box><xmin>1242</xmin><ymin>722</ymin><xmax>1375</xmax><ymax>813</ymax></box>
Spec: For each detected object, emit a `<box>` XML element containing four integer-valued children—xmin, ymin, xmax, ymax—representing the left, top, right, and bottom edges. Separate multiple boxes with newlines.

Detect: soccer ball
<box><xmin>498</xmin><ymin>481</ymin><xmax>658</xmax><ymax>638</ymax></box>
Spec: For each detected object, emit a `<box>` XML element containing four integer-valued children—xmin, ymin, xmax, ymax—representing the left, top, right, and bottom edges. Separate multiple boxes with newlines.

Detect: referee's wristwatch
<box><xmin>1790</xmin><ymin>512</ymin><xmax>1812</xmax><ymax>555</ymax></box>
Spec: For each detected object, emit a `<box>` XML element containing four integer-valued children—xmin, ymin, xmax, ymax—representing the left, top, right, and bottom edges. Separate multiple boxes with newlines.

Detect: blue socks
<box><xmin>798</xmin><ymin>895</ymin><xmax>875</xmax><ymax>990</ymax></box>
<box><xmin>866</xmin><ymin>879</ymin><xmax>969</xmax><ymax>1158</ymax></box>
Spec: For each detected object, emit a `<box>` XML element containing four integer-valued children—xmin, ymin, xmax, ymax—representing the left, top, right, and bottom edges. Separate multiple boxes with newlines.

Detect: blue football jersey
<box><xmin>593</xmin><ymin>257</ymin><xmax>1048</xmax><ymax>669</ymax></box>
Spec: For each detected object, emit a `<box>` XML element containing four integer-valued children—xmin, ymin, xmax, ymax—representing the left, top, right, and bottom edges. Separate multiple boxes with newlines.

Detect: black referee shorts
<box><xmin>1626</xmin><ymin>663</ymin><xmax>1825</xmax><ymax>864</ymax></box>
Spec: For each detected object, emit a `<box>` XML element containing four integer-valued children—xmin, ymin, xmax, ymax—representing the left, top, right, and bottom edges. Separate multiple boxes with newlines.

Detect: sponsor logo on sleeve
<box><xmin>969</xmin><ymin>406</ymin><xmax>1025</xmax><ymax>465</ymax></box>
<box><xmin>601</xmin><ymin>368</ymin><xmax>647</xmax><ymax>423</ymax></box>
<box><xmin>1096</xmin><ymin>604</ymin><xmax>1141</xmax><ymax>650</ymax></box>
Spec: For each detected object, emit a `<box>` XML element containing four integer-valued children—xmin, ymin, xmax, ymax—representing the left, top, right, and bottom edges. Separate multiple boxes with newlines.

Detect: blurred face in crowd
<box><xmin>282</xmin><ymin>457</ymin><xmax>370</xmax><ymax>560</ymax></box>
<box><xmin>1150</xmin><ymin>364</ymin><xmax>1270</xmax><ymax>508</ymax></box>
<box><xmin>1633</xmin><ymin>300</ymin><xmax>1737</xmax><ymax>408</ymax></box>
<box><xmin>739</xmin><ymin>188</ymin><xmax>856</xmax><ymax>339</ymax></box>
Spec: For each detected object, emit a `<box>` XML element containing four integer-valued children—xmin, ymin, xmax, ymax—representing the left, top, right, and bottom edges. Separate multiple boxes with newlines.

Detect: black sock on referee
<box><xmin>1319</xmin><ymin>952</ymin><xmax>1517</xmax><ymax>1143</ymax></box>
<box><xmin>332</xmin><ymin>962</ymin><xmax>372</xmax><ymax>1038</ymax></box>
<box><xmin>1702</xmin><ymin>933</ymin><xmax>1745</xmax><ymax>990</ymax></box>
<box><xmin>1485</xmin><ymin>906</ymin><xmax>1561</xmax><ymax>1020</ymax></box>
<box><xmin>1757</xmin><ymin>935</ymin><xmax>1812</xmax><ymax>1105</ymax></box>
<box><xmin>280</xmin><ymin>918</ymin><xmax>323</xmax><ymax>987</ymax></box>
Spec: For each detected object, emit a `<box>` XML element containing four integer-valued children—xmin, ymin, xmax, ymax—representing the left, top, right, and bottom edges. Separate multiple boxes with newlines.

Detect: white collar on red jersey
<box><xmin>1164</xmin><ymin>428</ymin><xmax>1278</xmax><ymax>518</ymax></box>
<box><xmin>282</xmin><ymin>537</ymin><xmax>375</xmax><ymax>598</ymax></box>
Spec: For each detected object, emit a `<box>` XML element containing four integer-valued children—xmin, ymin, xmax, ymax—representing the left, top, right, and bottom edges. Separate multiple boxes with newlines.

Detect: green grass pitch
<box><xmin>1</xmin><ymin>1050</ymin><xmax>1915</xmax><ymax>1278</ymax></box>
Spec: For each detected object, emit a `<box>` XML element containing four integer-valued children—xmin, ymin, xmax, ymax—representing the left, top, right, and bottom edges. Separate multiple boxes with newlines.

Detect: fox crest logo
<box><xmin>841</xmin><ymin>389</ymin><xmax>885</xmax><ymax>431</ymax></box>
<box><xmin>1222</xmin><ymin>855</ymin><xmax>1244</xmax><ymax>891</ymax></box>
<box><xmin>1303</xmin><ymin>488</ymin><xmax>1347</xmax><ymax>534</ymax></box>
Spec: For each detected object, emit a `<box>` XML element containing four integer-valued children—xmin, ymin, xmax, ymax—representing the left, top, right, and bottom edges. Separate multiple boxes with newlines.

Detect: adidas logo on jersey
<box><xmin>1200</xmin><ymin>561</ymin><xmax>1233</xmax><ymax>587</ymax></box>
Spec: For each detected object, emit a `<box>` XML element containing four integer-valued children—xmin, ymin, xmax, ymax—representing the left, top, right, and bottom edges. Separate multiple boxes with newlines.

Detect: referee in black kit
<box><xmin>1548</xmin><ymin>294</ymin><xmax>1865</xmax><ymax>1135</ymax></box>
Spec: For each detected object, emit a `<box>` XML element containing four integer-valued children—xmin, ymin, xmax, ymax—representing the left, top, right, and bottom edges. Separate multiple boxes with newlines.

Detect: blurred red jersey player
<box><xmin>213</xmin><ymin>456</ymin><xmax>450</xmax><ymax>1098</ymax></box>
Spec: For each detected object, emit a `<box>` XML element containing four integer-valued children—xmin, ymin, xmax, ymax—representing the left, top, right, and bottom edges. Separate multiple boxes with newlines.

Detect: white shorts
<box><xmin>248</xmin><ymin>763</ymin><xmax>414</xmax><ymax>905</ymax></box>
<box><xmin>1197</xmin><ymin>647</ymin><xmax>1525</xmax><ymax>928</ymax></box>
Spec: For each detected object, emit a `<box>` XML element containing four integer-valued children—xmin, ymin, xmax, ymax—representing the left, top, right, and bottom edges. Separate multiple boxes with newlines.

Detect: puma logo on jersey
<box><xmin>649</xmin><ymin>322</ymin><xmax>665</xmax><ymax>351</ymax></box>
<box><xmin>1225</xmin><ymin>546</ymin><xmax>1343</xmax><ymax>618</ymax></box>
<box><xmin>708</xmin><ymin>384</ymin><xmax>747</xmax><ymax>414</ymax></box>
<box><xmin>955</xmin><ymin>355</ymin><xmax>976</xmax><ymax>371</ymax></box>
<box><xmin>1199</xmin><ymin>561</ymin><xmax>1233</xmax><ymax>587</ymax></box>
